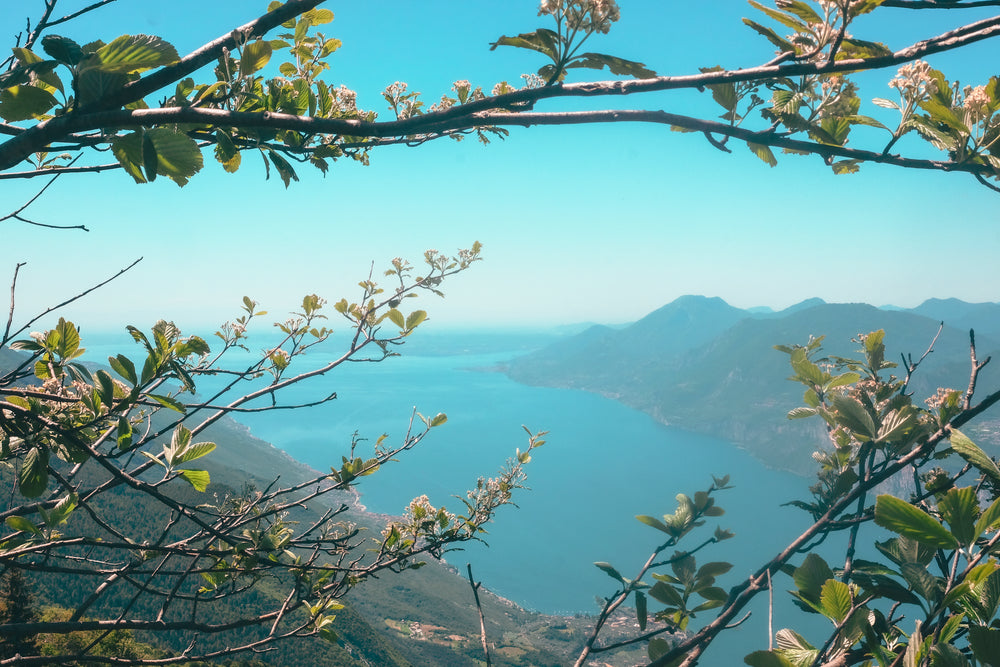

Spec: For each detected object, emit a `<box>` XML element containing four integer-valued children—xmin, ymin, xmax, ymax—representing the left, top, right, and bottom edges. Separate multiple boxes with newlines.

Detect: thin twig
<box><xmin>467</xmin><ymin>563</ymin><xmax>491</xmax><ymax>667</ymax></box>
<box><xmin>3</xmin><ymin>262</ymin><xmax>26</xmax><ymax>343</ymax></box>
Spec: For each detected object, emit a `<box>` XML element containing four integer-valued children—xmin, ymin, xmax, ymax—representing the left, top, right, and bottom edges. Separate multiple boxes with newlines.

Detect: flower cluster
<box><xmin>520</xmin><ymin>73</ymin><xmax>546</xmax><ymax>89</ymax></box>
<box><xmin>962</xmin><ymin>84</ymin><xmax>991</xmax><ymax>123</ymax></box>
<box><xmin>819</xmin><ymin>75</ymin><xmax>859</xmax><ymax>119</ymax></box>
<box><xmin>333</xmin><ymin>85</ymin><xmax>357</xmax><ymax>113</ymax></box>
<box><xmin>539</xmin><ymin>0</ymin><xmax>621</xmax><ymax>35</ymax></box>
<box><xmin>889</xmin><ymin>60</ymin><xmax>938</xmax><ymax>101</ymax></box>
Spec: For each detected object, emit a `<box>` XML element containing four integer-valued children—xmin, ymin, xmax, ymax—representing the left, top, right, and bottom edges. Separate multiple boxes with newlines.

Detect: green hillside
<box><xmin>506</xmin><ymin>298</ymin><xmax>1000</xmax><ymax>475</ymax></box>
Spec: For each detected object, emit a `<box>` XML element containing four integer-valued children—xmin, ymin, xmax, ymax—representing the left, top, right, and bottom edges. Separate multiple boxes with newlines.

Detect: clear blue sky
<box><xmin>4</xmin><ymin>1</ymin><xmax>1000</xmax><ymax>332</ymax></box>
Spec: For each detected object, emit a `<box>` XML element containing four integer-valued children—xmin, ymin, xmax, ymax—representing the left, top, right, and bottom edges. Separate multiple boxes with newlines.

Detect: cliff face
<box><xmin>505</xmin><ymin>297</ymin><xmax>1000</xmax><ymax>476</ymax></box>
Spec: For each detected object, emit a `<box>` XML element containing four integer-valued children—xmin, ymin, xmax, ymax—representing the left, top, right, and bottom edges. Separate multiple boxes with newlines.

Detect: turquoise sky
<box><xmin>4</xmin><ymin>1</ymin><xmax>1000</xmax><ymax>332</ymax></box>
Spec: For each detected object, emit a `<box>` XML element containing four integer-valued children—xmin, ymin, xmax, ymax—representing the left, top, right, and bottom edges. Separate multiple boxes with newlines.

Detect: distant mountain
<box><xmin>505</xmin><ymin>297</ymin><xmax>1000</xmax><ymax>476</ymax></box>
<box><xmin>906</xmin><ymin>297</ymin><xmax>1000</xmax><ymax>339</ymax></box>
<box><xmin>504</xmin><ymin>295</ymin><xmax>751</xmax><ymax>397</ymax></box>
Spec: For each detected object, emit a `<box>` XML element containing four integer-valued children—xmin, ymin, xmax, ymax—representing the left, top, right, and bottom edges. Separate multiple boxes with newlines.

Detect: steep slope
<box><xmin>505</xmin><ymin>299</ymin><xmax>1000</xmax><ymax>475</ymax></box>
<box><xmin>506</xmin><ymin>295</ymin><xmax>750</xmax><ymax>394</ymax></box>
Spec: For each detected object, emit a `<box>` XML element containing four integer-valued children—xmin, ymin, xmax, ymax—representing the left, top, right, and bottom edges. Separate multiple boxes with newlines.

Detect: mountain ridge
<box><xmin>504</xmin><ymin>296</ymin><xmax>1000</xmax><ymax>475</ymax></box>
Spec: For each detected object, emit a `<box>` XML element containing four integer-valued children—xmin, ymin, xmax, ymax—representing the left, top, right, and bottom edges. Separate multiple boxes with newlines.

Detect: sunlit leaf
<box><xmin>875</xmin><ymin>495</ymin><xmax>957</xmax><ymax>549</ymax></box>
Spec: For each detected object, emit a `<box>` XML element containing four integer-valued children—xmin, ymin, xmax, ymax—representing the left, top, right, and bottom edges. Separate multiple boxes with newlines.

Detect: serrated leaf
<box><xmin>565</xmin><ymin>52</ymin><xmax>657</xmax><ymax>79</ymax></box>
<box><xmin>820</xmin><ymin>579</ymin><xmax>852</xmax><ymax>622</ymax></box>
<box><xmin>872</xmin><ymin>97</ymin><xmax>900</xmax><ymax>110</ymax></box>
<box><xmin>951</xmin><ymin>429</ymin><xmax>1000</xmax><ymax>483</ymax></box>
<box><xmin>830</xmin><ymin>393</ymin><xmax>877</xmax><ymax>439</ymax></box>
<box><xmin>742</xmin><ymin>18</ymin><xmax>795</xmax><ymax>52</ymax></box>
<box><xmin>490</xmin><ymin>29</ymin><xmax>561</xmax><ymax>60</ymax></box>
<box><xmin>976</xmin><ymin>497</ymin><xmax>1000</xmax><ymax>537</ymax></box>
<box><xmin>831</xmin><ymin>159</ymin><xmax>861</xmax><ymax>175</ymax></box>
<box><xmin>405</xmin><ymin>310</ymin><xmax>427</xmax><ymax>330</ymax></box>
<box><xmin>41</xmin><ymin>35</ymin><xmax>84</xmax><ymax>66</ymax></box>
<box><xmin>747</xmin><ymin>141</ymin><xmax>777</xmax><ymax>167</ymax></box>
<box><xmin>969</xmin><ymin>625</ymin><xmax>1000</xmax><ymax>666</ymax></box>
<box><xmin>179</xmin><ymin>469</ymin><xmax>211</xmax><ymax>492</ymax></box>
<box><xmin>748</xmin><ymin>0</ymin><xmax>808</xmax><ymax>30</ymax></box>
<box><xmin>241</xmin><ymin>40</ymin><xmax>272</xmax><ymax>75</ymax></box>
<box><xmin>266</xmin><ymin>150</ymin><xmax>298</xmax><ymax>188</ymax></box>
<box><xmin>149</xmin><ymin>393</ymin><xmax>186</xmax><ymax>413</ymax></box>
<box><xmin>838</xmin><ymin>38</ymin><xmax>892</xmax><ymax>59</ymax></box>
<box><xmin>595</xmin><ymin>561</ymin><xmax>625</xmax><ymax>583</ymax></box>
<box><xmin>144</xmin><ymin>128</ymin><xmax>203</xmax><ymax>186</ymax></box>
<box><xmin>90</xmin><ymin>34</ymin><xmax>179</xmax><ymax>74</ymax></box>
<box><xmin>0</xmin><ymin>85</ymin><xmax>58</xmax><ymax>122</ymax></box>
<box><xmin>174</xmin><ymin>442</ymin><xmax>216</xmax><ymax>465</ymax></box>
<box><xmin>18</xmin><ymin>447</ymin><xmax>49</xmax><ymax>498</ymax></box>
<box><xmin>387</xmin><ymin>309</ymin><xmax>405</xmax><ymax>328</ymax></box>
<box><xmin>794</xmin><ymin>553</ymin><xmax>833</xmax><ymax>603</ymax></box>
<box><xmin>939</xmin><ymin>486</ymin><xmax>979</xmax><ymax>547</ymax></box>
<box><xmin>875</xmin><ymin>495</ymin><xmax>956</xmax><ymax>549</ymax></box>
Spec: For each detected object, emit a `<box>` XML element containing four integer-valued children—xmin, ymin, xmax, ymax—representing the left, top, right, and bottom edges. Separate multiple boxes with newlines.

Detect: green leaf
<box><xmin>565</xmin><ymin>52</ymin><xmax>657</xmax><ymax>79</ymax></box>
<box><xmin>777</xmin><ymin>0</ymin><xmax>823</xmax><ymax>23</ymax></box>
<box><xmin>747</xmin><ymin>0</ymin><xmax>808</xmax><ymax>31</ymax></box>
<box><xmin>387</xmin><ymin>309</ymin><xmax>405</xmax><ymax>328</ymax></box>
<box><xmin>820</xmin><ymin>579</ymin><xmax>852</xmax><ymax>623</ymax></box>
<box><xmin>91</xmin><ymin>34</ymin><xmax>180</xmax><ymax>74</ymax></box>
<box><xmin>108</xmin><ymin>354</ymin><xmax>138</xmax><ymax>384</ymax></box>
<box><xmin>746</xmin><ymin>141</ymin><xmax>777</xmax><ymax>167</ymax></box>
<box><xmin>831</xmin><ymin>159</ymin><xmax>861</xmax><ymax>175</ymax></box>
<box><xmin>5</xmin><ymin>516</ymin><xmax>41</xmax><ymax>535</ymax></box>
<box><xmin>742</xmin><ymin>19</ymin><xmax>795</xmax><ymax>53</ymax></box>
<box><xmin>875</xmin><ymin>495</ymin><xmax>956</xmax><ymax>549</ymax></box>
<box><xmin>116</xmin><ymin>416</ymin><xmax>134</xmax><ymax>450</ymax></box>
<box><xmin>636</xmin><ymin>591</ymin><xmax>647</xmax><ymax>631</ymax></box>
<box><xmin>938</xmin><ymin>486</ymin><xmax>979</xmax><ymax>547</ymax></box>
<box><xmin>174</xmin><ymin>442</ymin><xmax>216</xmax><ymax>465</ymax></box>
<box><xmin>111</xmin><ymin>131</ymin><xmax>146</xmax><ymax>183</ymax></box>
<box><xmin>951</xmin><ymin>429</ymin><xmax>1000</xmax><ymax>484</ymax></box>
<box><xmin>241</xmin><ymin>40</ymin><xmax>273</xmax><ymax>75</ymax></box>
<box><xmin>44</xmin><ymin>492</ymin><xmax>78</xmax><ymax>527</ymax></box>
<box><xmin>405</xmin><ymin>310</ymin><xmax>427</xmax><ymax>330</ymax></box>
<box><xmin>302</xmin><ymin>8</ymin><xmax>334</xmax><ymax>25</ymax></box>
<box><xmin>490</xmin><ymin>30</ymin><xmax>561</xmax><ymax>60</ymax></box>
<box><xmin>266</xmin><ymin>150</ymin><xmax>299</xmax><ymax>188</ymax></box>
<box><xmin>430</xmin><ymin>413</ymin><xmax>448</xmax><ymax>427</ymax></box>
<box><xmin>744</xmin><ymin>650</ymin><xmax>797</xmax><ymax>667</ymax></box>
<box><xmin>0</xmin><ymin>85</ymin><xmax>58</xmax><ymax>121</ymax></box>
<box><xmin>149</xmin><ymin>393</ymin><xmax>185</xmax><ymax>413</ymax></box>
<box><xmin>19</xmin><ymin>447</ymin><xmax>49</xmax><ymax>498</ymax></box>
<box><xmin>142</xmin><ymin>131</ymin><xmax>158</xmax><ymax>183</ymax></box>
<box><xmin>41</xmin><ymin>35</ymin><xmax>85</xmax><ymax>66</ymax></box>
<box><xmin>976</xmin><ymin>497</ymin><xmax>1000</xmax><ymax>538</ymax></box>
<box><xmin>830</xmin><ymin>393</ymin><xmax>877</xmax><ymax>440</ymax></box>
<box><xmin>794</xmin><ymin>553</ymin><xmax>833</xmax><ymax>604</ymax></box>
<box><xmin>649</xmin><ymin>581</ymin><xmax>684</xmax><ymax>607</ymax></box>
<box><xmin>179</xmin><ymin>469</ymin><xmax>211</xmax><ymax>492</ymax></box>
<box><xmin>144</xmin><ymin>128</ymin><xmax>204</xmax><ymax>186</ymax></box>
<box><xmin>969</xmin><ymin>625</ymin><xmax>1000</xmax><ymax>666</ymax></box>
<box><xmin>872</xmin><ymin>97</ymin><xmax>900</xmax><ymax>110</ymax></box>
<box><xmin>837</xmin><ymin>38</ymin><xmax>892</xmax><ymax>59</ymax></box>
<box><xmin>595</xmin><ymin>562</ymin><xmax>625</xmax><ymax>583</ymax></box>
<box><xmin>637</xmin><ymin>514</ymin><xmax>671</xmax><ymax>533</ymax></box>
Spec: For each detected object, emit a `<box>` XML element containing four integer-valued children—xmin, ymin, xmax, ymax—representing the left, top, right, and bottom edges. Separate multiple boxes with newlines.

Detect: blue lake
<box><xmin>82</xmin><ymin>331</ymin><xmax>833</xmax><ymax>663</ymax></box>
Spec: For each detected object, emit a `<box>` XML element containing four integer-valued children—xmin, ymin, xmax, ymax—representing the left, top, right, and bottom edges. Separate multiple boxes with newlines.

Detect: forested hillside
<box><xmin>505</xmin><ymin>297</ymin><xmax>1000</xmax><ymax>475</ymax></box>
